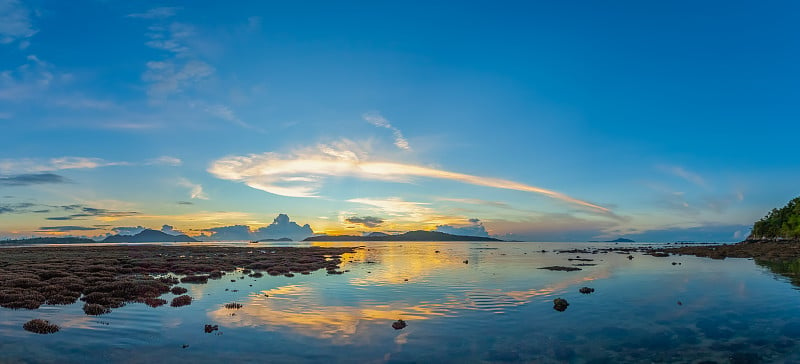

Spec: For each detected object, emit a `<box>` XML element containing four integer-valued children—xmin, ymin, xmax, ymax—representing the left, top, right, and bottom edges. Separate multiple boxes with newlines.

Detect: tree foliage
<box><xmin>751</xmin><ymin>197</ymin><xmax>800</xmax><ymax>239</ymax></box>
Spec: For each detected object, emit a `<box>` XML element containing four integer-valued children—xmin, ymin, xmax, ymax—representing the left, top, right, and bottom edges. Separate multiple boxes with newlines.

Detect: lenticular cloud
<box><xmin>208</xmin><ymin>142</ymin><xmax>608</xmax><ymax>212</ymax></box>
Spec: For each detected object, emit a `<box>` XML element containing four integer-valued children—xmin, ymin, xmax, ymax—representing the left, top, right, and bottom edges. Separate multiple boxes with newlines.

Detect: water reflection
<box><xmin>756</xmin><ymin>258</ymin><xmax>800</xmax><ymax>286</ymax></box>
<box><xmin>208</xmin><ymin>243</ymin><xmax>614</xmax><ymax>344</ymax></box>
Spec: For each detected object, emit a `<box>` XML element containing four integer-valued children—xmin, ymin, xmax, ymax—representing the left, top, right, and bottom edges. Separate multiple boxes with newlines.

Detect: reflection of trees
<box><xmin>756</xmin><ymin>258</ymin><xmax>800</xmax><ymax>286</ymax></box>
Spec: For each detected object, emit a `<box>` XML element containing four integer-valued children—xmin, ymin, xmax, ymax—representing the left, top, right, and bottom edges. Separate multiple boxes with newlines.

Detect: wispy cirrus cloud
<box><xmin>363</xmin><ymin>112</ymin><xmax>410</xmax><ymax>151</ymax></box>
<box><xmin>130</xmin><ymin>8</ymin><xmax>254</xmax><ymax>131</ymax></box>
<box><xmin>659</xmin><ymin>165</ymin><xmax>707</xmax><ymax>188</ymax></box>
<box><xmin>209</xmin><ymin>141</ymin><xmax>609</xmax><ymax>212</ymax></box>
<box><xmin>0</xmin><ymin>156</ymin><xmax>182</xmax><ymax>173</ymax></box>
<box><xmin>0</xmin><ymin>157</ymin><xmax>124</xmax><ymax>173</ymax></box>
<box><xmin>146</xmin><ymin>156</ymin><xmax>182</xmax><ymax>166</ymax></box>
<box><xmin>0</xmin><ymin>0</ymin><xmax>37</xmax><ymax>45</ymax></box>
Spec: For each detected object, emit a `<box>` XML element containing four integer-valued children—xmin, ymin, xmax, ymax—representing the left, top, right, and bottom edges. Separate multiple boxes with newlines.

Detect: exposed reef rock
<box><xmin>553</xmin><ymin>298</ymin><xmax>569</xmax><ymax>312</ymax></box>
<box><xmin>538</xmin><ymin>266</ymin><xmax>582</xmax><ymax>272</ymax></box>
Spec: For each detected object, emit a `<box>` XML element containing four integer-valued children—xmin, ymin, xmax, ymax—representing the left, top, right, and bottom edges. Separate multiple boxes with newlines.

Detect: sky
<box><xmin>1</xmin><ymin>1</ymin><xmax>799</xmax><ymax>242</ymax></box>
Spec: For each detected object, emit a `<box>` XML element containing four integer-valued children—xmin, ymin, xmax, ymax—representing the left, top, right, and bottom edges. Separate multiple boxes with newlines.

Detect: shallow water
<box><xmin>2</xmin><ymin>242</ymin><xmax>800</xmax><ymax>363</ymax></box>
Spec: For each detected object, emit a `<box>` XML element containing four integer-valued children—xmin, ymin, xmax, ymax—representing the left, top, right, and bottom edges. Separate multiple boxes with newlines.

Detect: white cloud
<box><xmin>0</xmin><ymin>156</ymin><xmax>126</xmax><ymax>173</ymax></box>
<box><xmin>0</xmin><ymin>55</ymin><xmax>56</xmax><ymax>101</ymax></box>
<box><xmin>208</xmin><ymin>140</ymin><xmax>609</xmax><ymax>212</ymax></box>
<box><xmin>200</xmin><ymin>103</ymin><xmax>259</xmax><ymax>130</ymax></box>
<box><xmin>147</xmin><ymin>156</ymin><xmax>182</xmax><ymax>166</ymax></box>
<box><xmin>363</xmin><ymin>112</ymin><xmax>411</xmax><ymax>151</ymax></box>
<box><xmin>178</xmin><ymin>178</ymin><xmax>208</xmax><ymax>200</ymax></box>
<box><xmin>0</xmin><ymin>0</ymin><xmax>36</xmax><ymax>45</ymax></box>
<box><xmin>143</xmin><ymin>60</ymin><xmax>214</xmax><ymax>99</ymax></box>
<box><xmin>660</xmin><ymin>165</ymin><xmax>707</xmax><ymax>188</ymax></box>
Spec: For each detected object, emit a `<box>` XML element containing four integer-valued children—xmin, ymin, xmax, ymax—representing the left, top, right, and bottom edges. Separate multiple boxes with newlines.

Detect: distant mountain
<box><xmin>102</xmin><ymin>229</ymin><xmax>198</xmax><ymax>243</ymax></box>
<box><xmin>365</xmin><ymin>232</ymin><xmax>389</xmax><ymax>237</ymax></box>
<box><xmin>590</xmin><ymin>238</ymin><xmax>635</xmax><ymax>243</ymax></box>
<box><xmin>304</xmin><ymin>230</ymin><xmax>502</xmax><ymax>242</ymax></box>
<box><xmin>256</xmin><ymin>237</ymin><xmax>293</xmax><ymax>242</ymax></box>
<box><xmin>0</xmin><ymin>237</ymin><xmax>96</xmax><ymax>245</ymax></box>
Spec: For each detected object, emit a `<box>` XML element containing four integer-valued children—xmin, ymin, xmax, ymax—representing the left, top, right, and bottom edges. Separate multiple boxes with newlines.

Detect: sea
<box><xmin>1</xmin><ymin>241</ymin><xmax>799</xmax><ymax>363</ymax></box>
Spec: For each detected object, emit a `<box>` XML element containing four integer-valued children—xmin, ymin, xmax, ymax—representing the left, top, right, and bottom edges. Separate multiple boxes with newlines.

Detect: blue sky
<box><xmin>1</xmin><ymin>0</ymin><xmax>798</xmax><ymax>241</ymax></box>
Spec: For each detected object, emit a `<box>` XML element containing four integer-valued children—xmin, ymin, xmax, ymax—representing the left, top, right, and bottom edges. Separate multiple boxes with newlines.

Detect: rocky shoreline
<box><xmin>656</xmin><ymin>239</ymin><xmax>800</xmax><ymax>261</ymax></box>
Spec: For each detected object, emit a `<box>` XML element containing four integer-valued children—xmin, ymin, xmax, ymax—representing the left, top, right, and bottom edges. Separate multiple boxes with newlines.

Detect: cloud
<box><xmin>127</xmin><ymin>7</ymin><xmax>180</xmax><ymax>20</ymax></box>
<box><xmin>178</xmin><ymin>178</ymin><xmax>208</xmax><ymax>200</ymax></box>
<box><xmin>0</xmin><ymin>173</ymin><xmax>69</xmax><ymax>186</ymax></box>
<box><xmin>44</xmin><ymin>205</ymin><xmax>138</xmax><ymax>221</ymax></box>
<box><xmin>202</xmin><ymin>214</ymin><xmax>314</xmax><ymax>241</ymax></box>
<box><xmin>363</xmin><ymin>112</ymin><xmax>410</xmax><ymax>151</ymax></box>
<box><xmin>0</xmin><ymin>157</ymin><xmax>129</xmax><ymax>174</ymax></box>
<box><xmin>37</xmin><ymin>226</ymin><xmax>100</xmax><ymax>232</ymax></box>
<box><xmin>209</xmin><ymin>141</ymin><xmax>608</xmax><ymax>212</ymax></box>
<box><xmin>660</xmin><ymin>165</ymin><xmax>707</xmax><ymax>188</ymax></box>
<box><xmin>201</xmin><ymin>103</ymin><xmax>258</xmax><ymax>130</ymax></box>
<box><xmin>112</xmin><ymin>226</ymin><xmax>146</xmax><ymax>236</ymax></box>
<box><xmin>143</xmin><ymin>60</ymin><xmax>214</xmax><ymax>99</ymax></box>
<box><xmin>0</xmin><ymin>202</ymin><xmax>35</xmax><ymax>214</ymax></box>
<box><xmin>253</xmin><ymin>214</ymin><xmax>314</xmax><ymax>241</ymax></box>
<box><xmin>436</xmin><ymin>218</ymin><xmax>489</xmax><ymax>237</ymax></box>
<box><xmin>177</xmin><ymin>201</ymin><xmax>193</xmax><ymax>205</ymax></box>
<box><xmin>204</xmin><ymin>225</ymin><xmax>252</xmax><ymax>241</ymax></box>
<box><xmin>160</xmin><ymin>224</ymin><xmax>184</xmax><ymax>236</ymax></box>
<box><xmin>0</xmin><ymin>54</ymin><xmax>57</xmax><ymax>101</ymax></box>
<box><xmin>147</xmin><ymin>156</ymin><xmax>182</xmax><ymax>166</ymax></box>
<box><xmin>345</xmin><ymin>216</ymin><xmax>384</xmax><ymax>228</ymax></box>
<box><xmin>0</xmin><ymin>0</ymin><xmax>37</xmax><ymax>45</ymax></box>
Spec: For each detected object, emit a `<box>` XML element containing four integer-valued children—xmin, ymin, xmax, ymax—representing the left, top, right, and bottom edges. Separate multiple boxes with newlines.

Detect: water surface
<box><xmin>2</xmin><ymin>242</ymin><xmax>799</xmax><ymax>363</ymax></box>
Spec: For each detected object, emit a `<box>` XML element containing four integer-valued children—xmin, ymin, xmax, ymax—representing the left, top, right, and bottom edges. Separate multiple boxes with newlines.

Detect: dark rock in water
<box><xmin>579</xmin><ymin>287</ymin><xmax>595</xmax><ymax>294</ymax></box>
<box><xmin>181</xmin><ymin>344</ymin><xmax>189</xmax><ymax>349</ymax></box>
<box><xmin>463</xmin><ymin>260</ymin><xmax>468</xmax><ymax>264</ymax></box>
<box><xmin>170</xmin><ymin>295</ymin><xmax>192</xmax><ymax>307</ymax></box>
<box><xmin>677</xmin><ymin>301</ymin><xmax>682</xmax><ymax>306</ymax></box>
<box><xmin>573</xmin><ymin>263</ymin><xmax>597</xmax><ymax>266</ymax></box>
<box><xmin>553</xmin><ymin>298</ymin><xmax>569</xmax><ymax>311</ymax></box>
<box><xmin>648</xmin><ymin>252</ymin><xmax>669</xmax><ymax>257</ymax></box>
<box><xmin>83</xmin><ymin>303</ymin><xmax>111</xmax><ymax>315</ymax></box>
<box><xmin>204</xmin><ymin>324</ymin><xmax>219</xmax><ymax>333</ymax></box>
<box><xmin>568</xmin><ymin>258</ymin><xmax>594</xmax><ymax>262</ymax></box>
<box><xmin>170</xmin><ymin>286</ymin><xmax>188</xmax><ymax>295</ymax></box>
<box><xmin>539</xmin><ymin>266</ymin><xmax>582</xmax><ymax>272</ymax></box>
<box><xmin>627</xmin><ymin>255</ymin><xmax>634</xmax><ymax>260</ymax></box>
<box><xmin>224</xmin><ymin>302</ymin><xmax>242</xmax><ymax>309</ymax></box>
<box><xmin>23</xmin><ymin>319</ymin><xmax>60</xmax><ymax>334</ymax></box>
<box><xmin>392</xmin><ymin>319</ymin><xmax>407</xmax><ymax>330</ymax></box>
